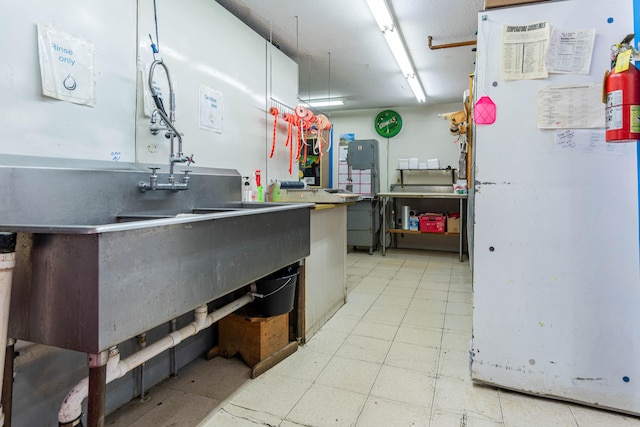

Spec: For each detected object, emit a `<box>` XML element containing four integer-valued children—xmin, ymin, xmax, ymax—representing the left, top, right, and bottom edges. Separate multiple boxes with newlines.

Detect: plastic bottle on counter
<box><xmin>242</xmin><ymin>177</ymin><xmax>252</xmax><ymax>202</ymax></box>
<box><xmin>271</xmin><ymin>180</ymin><xmax>281</xmax><ymax>202</ymax></box>
<box><xmin>254</xmin><ymin>170</ymin><xmax>262</xmax><ymax>202</ymax></box>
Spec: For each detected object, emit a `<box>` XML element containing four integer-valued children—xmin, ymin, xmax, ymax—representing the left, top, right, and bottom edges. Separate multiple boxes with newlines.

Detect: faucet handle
<box><xmin>186</xmin><ymin>154</ymin><xmax>195</xmax><ymax>166</ymax></box>
<box><xmin>181</xmin><ymin>169</ymin><xmax>192</xmax><ymax>177</ymax></box>
<box><xmin>148</xmin><ymin>167</ymin><xmax>161</xmax><ymax>175</ymax></box>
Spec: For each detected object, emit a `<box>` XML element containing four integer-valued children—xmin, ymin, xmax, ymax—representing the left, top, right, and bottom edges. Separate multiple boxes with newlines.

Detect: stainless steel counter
<box><xmin>0</xmin><ymin>156</ymin><xmax>313</xmax><ymax>353</ymax></box>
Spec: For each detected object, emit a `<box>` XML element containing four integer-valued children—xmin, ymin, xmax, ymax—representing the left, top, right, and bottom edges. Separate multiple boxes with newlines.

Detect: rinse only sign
<box><xmin>37</xmin><ymin>23</ymin><xmax>96</xmax><ymax>106</ymax></box>
<box><xmin>52</xmin><ymin>43</ymin><xmax>75</xmax><ymax>66</ymax></box>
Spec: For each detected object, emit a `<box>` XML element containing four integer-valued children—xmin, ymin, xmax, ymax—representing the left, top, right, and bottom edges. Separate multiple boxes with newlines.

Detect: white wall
<box><xmin>136</xmin><ymin>0</ymin><xmax>298</xmax><ymax>183</ymax></box>
<box><xmin>0</xmin><ymin>1</ymin><xmax>299</xmax><ymax>425</ymax></box>
<box><xmin>330</xmin><ymin>103</ymin><xmax>465</xmax><ymax>191</ymax></box>
<box><xmin>1</xmin><ymin>0</ymin><xmax>299</xmax><ymax>184</ymax></box>
<box><xmin>0</xmin><ymin>0</ymin><xmax>137</xmax><ymax>161</ymax></box>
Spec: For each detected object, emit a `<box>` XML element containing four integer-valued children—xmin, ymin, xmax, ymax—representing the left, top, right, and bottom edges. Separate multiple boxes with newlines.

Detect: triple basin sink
<box><xmin>0</xmin><ymin>157</ymin><xmax>312</xmax><ymax>354</ymax></box>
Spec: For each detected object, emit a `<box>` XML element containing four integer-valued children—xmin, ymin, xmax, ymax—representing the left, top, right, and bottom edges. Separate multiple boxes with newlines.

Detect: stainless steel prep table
<box><xmin>379</xmin><ymin>192</ymin><xmax>468</xmax><ymax>261</ymax></box>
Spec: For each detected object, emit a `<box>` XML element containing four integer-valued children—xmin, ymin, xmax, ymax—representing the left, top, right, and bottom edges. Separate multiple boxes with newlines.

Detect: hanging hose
<box><xmin>283</xmin><ymin>114</ymin><xmax>294</xmax><ymax>175</ymax></box>
<box><xmin>302</xmin><ymin>136</ymin><xmax>308</xmax><ymax>165</ymax></box>
<box><xmin>288</xmin><ymin>121</ymin><xmax>293</xmax><ymax>174</ymax></box>
<box><xmin>295</xmin><ymin>117</ymin><xmax>302</xmax><ymax>161</ymax></box>
<box><xmin>294</xmin><ymin>105</ymin><xmax>307</xmax><ymax>162</ymax></box>
<box><xmin>269</xmin><ymin>107</ymin><xmax>279</xmax><ymax>158</ymax></box>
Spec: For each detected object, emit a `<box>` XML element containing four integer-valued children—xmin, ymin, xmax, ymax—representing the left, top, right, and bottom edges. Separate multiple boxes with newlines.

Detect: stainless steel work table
<box><xmin>379</xmin><ymin>192</ymin><xmax>468</xmax><ymax>261</ymax></box>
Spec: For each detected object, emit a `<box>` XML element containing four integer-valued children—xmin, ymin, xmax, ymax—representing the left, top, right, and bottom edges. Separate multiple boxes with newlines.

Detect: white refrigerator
<box><xmin>472</xmin><ymin>0</ymin><xmax>640</xmax><ymax>415</ymax></box>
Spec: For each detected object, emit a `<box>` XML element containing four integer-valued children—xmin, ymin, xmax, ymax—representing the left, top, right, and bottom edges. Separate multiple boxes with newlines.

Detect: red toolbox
<box><xmin>419</xmin><ymin>213</ymin><xmax>446</xmax><ymax>233</ymax></box>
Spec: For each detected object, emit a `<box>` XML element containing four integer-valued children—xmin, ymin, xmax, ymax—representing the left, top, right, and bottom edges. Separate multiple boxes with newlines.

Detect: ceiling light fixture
<box><xmin>307</xmin><ymin>99</ymin><xmax>345</xmax><ymax>107</ymax></box>
<box><xmin>366</xmin><ymin>0</ymin><xmax>426</xmax><ymax>103</ymax></box>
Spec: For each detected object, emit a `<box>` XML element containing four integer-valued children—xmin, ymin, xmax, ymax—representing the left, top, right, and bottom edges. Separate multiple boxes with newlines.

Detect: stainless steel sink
<box><xmin>0</xmin><ymin>156</ymin><xmax>313</xmax><ymax>354</ymax></box>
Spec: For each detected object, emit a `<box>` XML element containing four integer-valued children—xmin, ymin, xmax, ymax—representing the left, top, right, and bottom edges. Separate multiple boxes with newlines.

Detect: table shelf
<box><xmin>397</xmin><ymin>168</ymin><xmax>455</xmax><ymax>191</ymax></box>
<box><xmin>388</xmin><ymin>228</ymin><xmax>460</xmax><ymax>236</ymax></box>
<box><xmin>378</xmin><ymin>191</ymin><xmax>467</xmax><ymax>261</ymax></box>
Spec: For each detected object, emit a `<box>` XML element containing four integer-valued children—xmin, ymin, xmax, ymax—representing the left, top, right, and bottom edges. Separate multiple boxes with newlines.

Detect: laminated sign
<box><xmin>37</xmin><ymin>23</ymin><xmax>96</xmax><ymax>106</ymax></box>
<box><xmin>199</xmin><ymin>85</ymin><xmax>223</xmax><ymax>133</ymax></box>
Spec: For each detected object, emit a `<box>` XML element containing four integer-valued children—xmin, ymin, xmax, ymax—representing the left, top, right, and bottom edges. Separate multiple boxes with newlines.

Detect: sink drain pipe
<box><xmin>136</xmin><ymin>333</ymin><xmax>149</xmax><ymax>402</ymax></box>
<box><xmin>58</xmin><ymin>290</ymin><xmax>255</xmax><ymax>427</ymax></box>
<box><xmin>169</xmin><ymin>318</ymin><xmax>177</xmax><ymax>377</ymax></box>
<box><xmin>0</xmin><ymin>233</ymin><xmax>17</xmax><ymax>427</ymax></box>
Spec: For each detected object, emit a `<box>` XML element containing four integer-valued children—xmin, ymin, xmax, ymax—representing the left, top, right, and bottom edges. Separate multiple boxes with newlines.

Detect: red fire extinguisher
<box><xmin>605</xmin><ymin>34</ymin><xmax>640</xmax><ymax>143</ymax></box>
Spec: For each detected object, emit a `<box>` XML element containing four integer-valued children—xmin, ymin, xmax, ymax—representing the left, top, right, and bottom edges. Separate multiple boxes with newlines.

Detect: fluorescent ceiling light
<box><xmin>366</xmin><ymin>0</ymin><xmax>426</xmax><ymax>103</ymax></box>
<box><xmin>366</xmin><ymin>0</ymin><xmax>393</xmax><ymax>31</ymax></box>
<box><xmin>407</xmin><ymin>75</ymin><xmax>426</xmax><ymax>102</ymax></box>
<box><xmin>307</xmin><ymin>99</ymin><xmax>344</xmax><ymax>107</ymax></box>
<box><xmin>383</xmin><ymin>29</ymin><xmax>414</xmax><ymax>78</ymax></box>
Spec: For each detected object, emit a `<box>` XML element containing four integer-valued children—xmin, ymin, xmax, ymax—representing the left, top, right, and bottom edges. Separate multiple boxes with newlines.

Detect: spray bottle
<box><xmin>254</xmin><ymin>170</ymin><xmax>262</xmax><ymax>202</ymax></box>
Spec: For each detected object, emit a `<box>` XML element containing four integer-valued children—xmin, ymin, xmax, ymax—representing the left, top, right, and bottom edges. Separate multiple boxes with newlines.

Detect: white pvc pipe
<box><xmin>58</xmin><ymin>292</ymin><xmax>255</xmax><ymax>425</ymax></box>
<box><xmin>0</xmin><ymin>251</ymin><xmax>16</xmax><ymax>427</ymax></box>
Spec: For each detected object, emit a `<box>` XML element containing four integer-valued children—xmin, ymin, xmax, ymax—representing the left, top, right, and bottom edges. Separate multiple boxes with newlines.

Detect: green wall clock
<box><xmin>374</xmin><ymin>110</ymin><xmax>402</xmax><ymax>138</ymax></box>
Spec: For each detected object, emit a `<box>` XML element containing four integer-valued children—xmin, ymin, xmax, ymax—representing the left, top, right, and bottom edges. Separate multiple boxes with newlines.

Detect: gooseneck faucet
<box><xmin>139</xmin><ymin>59</ymin><xmax>194</xmax><ymax>192</ymax></box>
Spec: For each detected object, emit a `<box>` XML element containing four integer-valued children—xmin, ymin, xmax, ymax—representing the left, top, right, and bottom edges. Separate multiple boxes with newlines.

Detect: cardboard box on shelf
<box><xmin>419</xmin><ymin>213</ymin><xmax>446</xmax><ymax>233</ymax></box>
<box><xmin>447</xmin><ymin>213</ymin><xmax>460</xmax><ymax>234</ymax></box>
<box><xmin>484</xmin><ymin>0</ymin><xmax>549</xmax><ymax>8</ymax></box>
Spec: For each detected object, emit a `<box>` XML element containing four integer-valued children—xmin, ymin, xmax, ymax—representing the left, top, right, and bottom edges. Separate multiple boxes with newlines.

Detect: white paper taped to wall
<box><xmin>553</xmin><ymin>129</ymin><xmax>626</xmax><ymax>155</ymax></box>
<box><xmin>501</xmin><ymin>21</ymin><xmax>550</xmax><ymax>80</ymax></box>
<box><xmin>536</xmin><ymin>83</ymin><xmax>605</xmax><ymax>128</ymax></box>
<box><xmin>545</xmin><ymin>28</ymin><xmax>596</xmax><ymax>75</ymax></box>
<box><xmin>37</xmin><ymin>23</ymin><xmax>96</xmax><ymax>106</ymax></box>
<box><xmin>199</xmin><ymin>85</ymin><xmax>223</xmax><ymax>133</ymax></box>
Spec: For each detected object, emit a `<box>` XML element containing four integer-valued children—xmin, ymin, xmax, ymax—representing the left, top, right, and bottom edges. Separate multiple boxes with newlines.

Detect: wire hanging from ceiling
<box><xmin>268</xmin><ymin>20</ymin><xmax>273</xmax><ymax>101</ymax></box>
<box><xmin>325</xmin><ymin>51</ymin><xmax>332</xmax><ymax>153</ymax></box>
<box><xmin>327</xmin><ymin>51</ymin><xmax>331</xmax><ymax>110</ymax></box>
<box><xmin>148</xmin><ymin>0</ymin><xmax>161</xmax><ymax>59</ymax></box>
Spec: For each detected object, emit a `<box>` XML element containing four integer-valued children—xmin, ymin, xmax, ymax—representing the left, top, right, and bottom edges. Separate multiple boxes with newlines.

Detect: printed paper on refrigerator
<box><xmin>545</xmin><ymin>28</ymin><xmax>596</xmax><ymax>74</ymax></box>
<box><xmin>500</xmin><ymin>21</ymin><xmax>550</xmax><ymax>80</ymax></box>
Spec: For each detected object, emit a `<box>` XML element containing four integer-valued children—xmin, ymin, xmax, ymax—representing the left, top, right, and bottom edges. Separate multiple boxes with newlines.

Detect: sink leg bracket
<box><xmin>87</xmin><ymin>351</ymin><xmax>108</xmax><ymax>427</ymax></box>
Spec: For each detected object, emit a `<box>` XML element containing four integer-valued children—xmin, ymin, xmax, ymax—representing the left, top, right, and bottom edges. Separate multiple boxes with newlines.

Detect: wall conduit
<box><xmin>58</xmin><ymin>291</ymin><xmax>255</xmax><ymax>426</ymax></box>
<box><xmin>0</xmin><ymin>233</ymin><xmax>17</xmax><ymax>427</ymax></box>
<box><xmin>427</xmin><ymin>35</ymin><xmax>476</xmax><ymax>50</ymax></box>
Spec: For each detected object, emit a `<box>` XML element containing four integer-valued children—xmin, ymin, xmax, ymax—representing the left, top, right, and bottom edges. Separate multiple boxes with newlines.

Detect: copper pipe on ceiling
<box><xmin>428</xmin><ymin>35</ymin><xmax>477</xmax><ymax>50</ymax></box>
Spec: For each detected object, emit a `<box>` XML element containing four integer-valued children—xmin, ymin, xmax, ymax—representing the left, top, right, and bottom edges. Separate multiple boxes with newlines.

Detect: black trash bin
<box><xmin>251</xmin><ymin>263</ymin><xmax>299</xmax><ymax>317</ymax></box>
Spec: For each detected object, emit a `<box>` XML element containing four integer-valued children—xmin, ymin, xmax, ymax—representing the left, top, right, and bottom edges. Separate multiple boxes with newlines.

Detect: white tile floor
<box><xmin>106</xmin><ymin>249</ymin><xmax>640</xmax><ymax>426</ymax></box>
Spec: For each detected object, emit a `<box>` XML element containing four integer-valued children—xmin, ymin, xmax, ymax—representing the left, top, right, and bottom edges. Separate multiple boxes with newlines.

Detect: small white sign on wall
<box><xmin>37</xmin><ymin>23</ymin><xmax>96</xmax><ymax>106</ymax></box>
<box><xmin>199</xmin><ymin>85</ymin><xmax>223</xmax><ymax>133</ymax></box>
